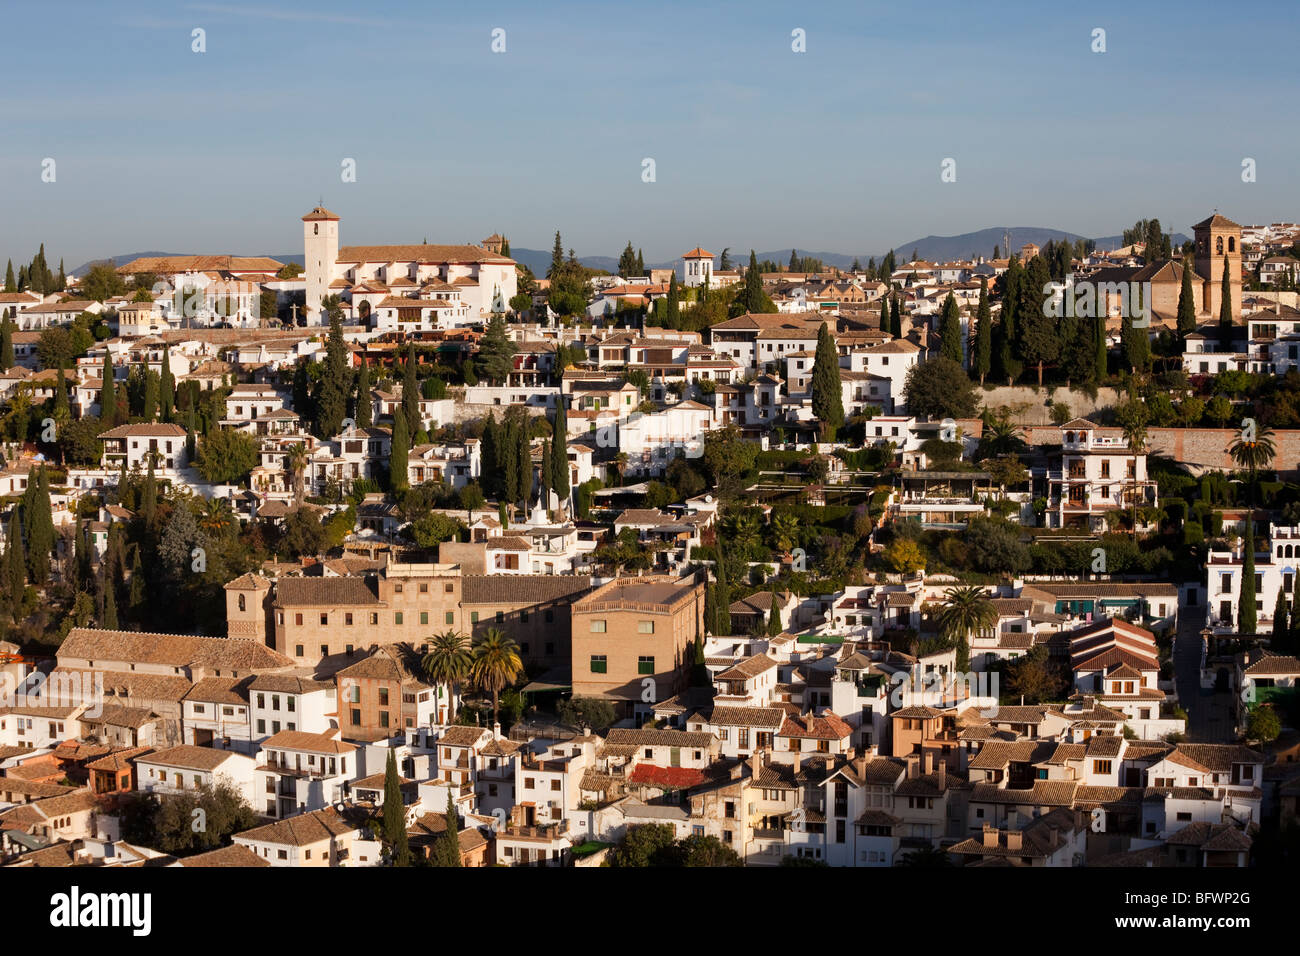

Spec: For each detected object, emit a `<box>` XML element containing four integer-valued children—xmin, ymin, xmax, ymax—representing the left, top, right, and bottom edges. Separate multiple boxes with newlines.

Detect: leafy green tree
<box><xmin>810</xmin><ymin>322</ymin><xmax>844</xmax><ymax>440</ymax></box>
<box><xmin>609</xmin><ymin>823</ymin><xmax>677</xmax><ymax>867</ymax></box>
<box><xmin>674</xmin><ymin>834</ymin><xmax>742</xmax><ymax>866</ymax></box>
<box><xmin>195</xmin><ymin>428</ymin><xmax>259</xmax><ymax>484</ymax></box>
<box><xmin>904</xmin><ymin>357</ymin><xmax>978</xmax><ymax>419</ymax></box>
<box><xmin>1247</xmin><ymin>705</ymin><xmax>1281</xmax><ymax>744</ymax></box>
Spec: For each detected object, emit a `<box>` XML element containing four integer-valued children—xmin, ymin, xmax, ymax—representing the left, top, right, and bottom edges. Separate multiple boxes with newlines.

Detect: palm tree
<box><xmin>421</xmin><ymin>630</ymin><xmax>473</xmax><ymax>724</ymax></box>
<box><xmin>613</xmin><ymin>452</ymin><xmax>628</xmax><ymax>487</ymax></box>
<box><xmin>979</xmin><ymin>414</ymin><xmax>1024</xmax><ymax>459</ymax></box>
<box><xmin>285</xmin><ymin>442</ymin><xmax>308</xmax><ymax>506</ymax></box>
<box><xmin>723</xmin><ymin>510</ymin><xmax>762</xmax><ymax>553</ymax></box>
<box><xmin>471</xmin><ymin>627</ymin><xmax>524</xmax><ymax>726</ymax></box>
<box><xmin>935</xmin><ymin>585</ymin><xmax>996</xmax><ymax>673</ymax></box>
<box><xmin>1120</xmin><ymin>416</ymin><xmax>1148</xmax><ymax>536</ymax></box>
<box><xmin>1229</xmin><ymin>422</ymin><xmax>1276</xmax><ymax>633</ymax></box>
<box><xmin>197</xmin><ymin>497</ymin><xmax>237</xmax><ymax>539</ymax></box>
<box><xmin>769</xmin><ymin>511</ymin><xmax>800</xmax><ymax>554</ymax></box>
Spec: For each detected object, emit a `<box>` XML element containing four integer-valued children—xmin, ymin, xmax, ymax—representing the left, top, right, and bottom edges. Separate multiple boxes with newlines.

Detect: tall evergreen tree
<box><xmin>550</xmin><ymin>400</ymin><xmax>569</xmax><ymax>504</ymax></box>
<box><xmin>740</xmin><ymin>251</ymin><xmax>764</xmax><ymax>315</ymax></box>
<box><xmin>1240</xmin><ymin>516</ymin><xmax>1257</xmax><ymax>634</ymax></box>
<box><xmin>1176</xmin><ymin>258</ymin><xmax>1197</xmax><ymax>341</ymax></box>
<box><xmin>548</xmin><ymin>231</ymin><xmax>564</xmax><ymax>279</ymax></box>
<box><xmin>159</xmin><ymin>347</ymin><xmax>175</xmax><ymax>422</ymax></box>
<box><xmin>382</xmin><ymin>749</ymin><xmax>410</xmax><ymax>866</ymax></box>
<box><xmin>54</xmin><ymin>360</ymin><xmax>68</xmax><ymax>416</ymax></box>
<box><xmin>809</xmin><ymin>322</ymin><xmax>844</xmax><ymax>440</ymax></box>
<box><xmin>662</xmin><ymin>272</ymin><xmax>680</xmax><ymax>327</ymax></box>
<box><xmin>402</xmin><ymin>343</ymin><xmax>420</xmax><ymax>438</ymax></box>
<box><xmin>313</xmin><ymin>313</ymin><xmax>350</xmax><ymax>437</ymax></box>
<box><xmin>391</xmin><ymin>409</ymin><xmax>409</xmax><ymax>493</ymax></box>
<box><xmin>142</xmin><ymin>368</ymin><xmax>159</xmax><ymax>421</ymax></box>
<box><xmin>435</xmin><ymin>790</ymin><xmax>462</xmax><ymax>867</ymax></box>
<box><xmin>879</xmin><ymin>294</ymin><xmax>890</xmax><ymax>334</ymax></box>
<box><xmin>501</xmin><ymin>414</ymin><xmax>520</xmax><ymax>507</ymax></box>
<box><xmin>889</xmin><ymin>296</ymin><xmax>902</xmax><ymax>339</ymax></box>
<box><xmin>0</xmin><ymin>318</ymin><xmax>12</xmax><ymax>370</ymax></box>
<box><xmin>100</xmin><ymin>351</ymin><xmax>116</xmax><ymax>427</ymax></box>
<box><xmin>24</xmin><ymin>468</ymin><xmax>54</xmax><ymax>586</ymax></box>
<box><xmin>515</xmin><ymin>421</ymin><xmax>531</xmax><ymax>508</ymax></box>
<box><xmin>938</xmin><ymin>293</ymin><xmax>963</xmax><ymax>364</ymax></box>
<box><xmin>636</xmin><ymin>249</ymin><xmax>644</xmax><ymax>276</ymax></box>
<box><xmin>1094</xmin><ymin>316</ymin><xmax>1108</xmax><ymax>384</ymax></box>
<box><xmin>481</xmin><ymin>412</ymin><xmax>501</xmax><ymax>500</ymax></box>
<box><xmin>6</xmin><ymin>512</ymin><xmax>25</xmax><ymax>622</ymax></box>
<box><xmin>102</xmin><ymin>572</ymin><xmax>118</xmax><ymax>629</ymax></box>
<box><xmin>618</xmin><ymin>241</ymin><xmax>637</xmax><ymax>278</ymax></box>
<box><xmin>355</xmin><ymin>358</ymin><xmax>372</xmax><ymax>428</ymax></box>
<box><xmin>1272</xmin><ymin>589</ymin><xmax>1288</xmax><ymax>640</ymax></box>
<box><xmin>973</xmin><ymin>279</ymin><xmax>992</xmax><ymax>384</ymax></box>
<box><xmin>3</xmin><ymin>260</ymin><xmax>13</xmax><ymax>293</ymax></box>
<box><xmin>1218</xmin><ymin>254</ymin><xmax>1234</xmax><ymax>350</ymax></box>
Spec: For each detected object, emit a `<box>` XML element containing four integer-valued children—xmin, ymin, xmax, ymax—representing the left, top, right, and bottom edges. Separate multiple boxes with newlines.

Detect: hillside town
<box><xmin>1</xmin><ymin>207</ymin><xmax>1299</xmax><ymax>870</ymax></box>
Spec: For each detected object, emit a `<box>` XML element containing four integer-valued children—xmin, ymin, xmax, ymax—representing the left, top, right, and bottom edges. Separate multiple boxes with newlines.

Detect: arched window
<box><xmin>1216</xmin><ymin>236</ymin><xmax>1224</xmax><ymax>254</ymax></box>
<box><xmin>238</xmin><ymin>593</ymin><xmax>246</xmax><ymax>612</ymax></box>
<box><xmin>1229</xmin><ymin>237</ymin><xmax>1236</xmax><ymax>252</ymax></box>
<box><xmin>314</xmin><ymin>223</ymin><xmax>319</xmax><ymax>235</ymax></box>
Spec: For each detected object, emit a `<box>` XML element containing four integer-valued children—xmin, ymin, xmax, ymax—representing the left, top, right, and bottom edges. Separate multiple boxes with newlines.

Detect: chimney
<box><xmin>982</xmin><ymin>823</ymin><xmax>997</xmax><ymax>848</ymax></box>
<box><xmin>748</xmin><ymin>750</ymin><xmax>762</xmax><ymax>779</ymax></box>
<box><xmin>1005</xmin><ymin>829</ymin><xmax>1022</xmax><ymax>851</ymax></box>
<box><xmin>492</xmin><ymin>721</ymin><xmax>501</xmax><ymax>737</ymax></box>
<box><xmin>906</xmin><ymin>754</ymin><xmax>920</xmax><ymax>779</ymax></box>
<box><xmin>937</xmin><ymin>761</ymin><xmax>946</xmax><ymax>792</ymax></box>
<box><xmin>792</xmin><ymin>751</ymin><xmax>802</xmax><ymax>773</ymax></box>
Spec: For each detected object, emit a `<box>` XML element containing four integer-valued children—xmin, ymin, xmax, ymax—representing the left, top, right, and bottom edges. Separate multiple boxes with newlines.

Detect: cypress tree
<box><xmin>1094</xmin><ymin>316</ymin><xmax>1108</xmax><ymax>385</ymax></box>
<box><xmin>810</xmin><ymin>322</ymin><xmax>844</xmax><ymax>440</ymax></box>
<box><xmin>973</xmin><ymin>279</ymin><xmax>992</xmax><ymax>384</ymax></box>
<box><xmin>382</xmin><ymin>749</ymin><xmax>410</xmax><ymax>866</ymax></box>
<box><xmin>539</xmin><ymin>439</ymin><xmax>551</xmax><ymax>504</ymax></box>
<box><xmin>142</xmin><ymin>368</ymin><xmax>159</xmax><ymax>421</ymax></box>
<box><xmin>313</xmin><ymin>313</ymin><xmax>349</xmax><ymax>437</ymax></box>
<box><xmin>1176</xmin><ymin>258</ymin><xmax>1197</xmax><ymax>341</ymax></box>
<box><xmin>889</xmin><ymin>295</ymin><xmax>902</xmax><ymax>339</ymax></box>
<box><xmin>551</xmin><ymin>400</ymin><xmax>569</xmax><ymax>504</ymax></box>
<box><xmin>402</xmin><ymin>343</ymin><xmax>419</xmax><ymax>436</ymax></box>
<box><xmin>766</xmin><ymin>587</ymin><xmax>783</xmax><ymax>637</ymax></box>
<box><xmin>100</xmin><ymin>351</ymin><xmax>116</xmax><ymax>427</ymax></box>
<box><xmin>103</xmin><ymin>573</ymin><xmax>119</xmax><ymax>629</ymax></box>
<box><xmin>54</xmin><ymin>360</ymin><xmax>69</xmax><ymax>416</ymax></box>
<box><xmin>741</xmin><ymin>251</ymin><xmax>763</xmax><ymax>315</ymax></box>
<box><xmin>391</xmin><ymin>409</ymin><xmax>409</xmax><ymax>493</ymax></box>
<box><xmin>129</xmin><ymin>547</ymin><xmax>145</xmax><ymax>617</ymax></box>
<box><xmin>6</xmin><ymin>512</ymin><xmax>25</xmax><ymax>622</ymax></box>
<box><xmin>142</xmin><ymin>459</ymin><xmax>157</xmax><ymax>531</ymax></box>
<box><xmin>481</xmin><ymin>412</ymin><xmax>500</xmax><ymax>499</ymax></box>
<box><xmin>663</xmin><ymin>272</ymin><xmax>680</xmax><ymax>328</ymax></box>
<box><xmin>1218</xmin><ymin>254</ymin><xmax>1234</xmax><ymax>350</ymax></box>
<box><xmin>1239</xmin><ymin>515</ymin><xmax>1257</xmax><ymax>634</ymax></box>
<box><xmin>938</xmin><ymin>293</ymin><xmax>963</xmax><ymax>364</ymax></box>
<box><xmin>0</xmin><ymin>318</ymin><xmax>12</xmax><ymax>369</ymax></box>
<box><xmin>73</xmin><ymin>520</ymin><xmax>88</xmax><ymax>591</ymax></box>
<box><xmin>636</xmin><ymin>249</ymin><xmax>644</xmax><ymax>276</ymax></box>
<box><xmin>501</xmin><ymin>414</ymin><xmax>519</xmax><ymax>507</ymax></box>
<box><xmin>1272</xmin><ymin>589</ymin><xmax>1288</xmax><ymax>641</ymax></box>
<box><xmin>515</xmin><ymin>422</ymin><xmax>531</xmax><ymax>508</ymax></box>
<box><xmin>355</xmin><ymin>358</ymin><xmax>372</xmax><ymax>427</ymax></box>
<box><xmin>549</xmin><ymin>231</ymin><xmax>564</xmax><ymax>278</ymax></box>
<box><xmin>435</xmin><ymin>790</ymin><xmax>462</xmax><ymax>867</ymax></box>
<box><xmin>3</xmin><ymin>260</ymin><xmax>13</xmax><ymax>292</ymax></box>
<box><xmin>25</xmin><ymin>468</ymin><xmax>54</xmax><ymax>586</ymax></box>
<box><xmin>185</xmin><ymin>404</ymin><xmax>197</xmax><ymax>460</ymax></box>
<box><xmin>160</xmin><ymin>347</ymin><xmax>175</xmax><ymax>422</ymax></box>
<box><xmin>879</xmin><ymin>294</ymin><xmax>890</xmax><ymax>334</ymax></box>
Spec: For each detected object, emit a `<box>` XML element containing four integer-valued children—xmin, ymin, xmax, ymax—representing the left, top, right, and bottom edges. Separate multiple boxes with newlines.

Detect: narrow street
<box><xmin>1172</xmin><ymin>604</ymin><xmax>1235</xmax><ymax>742</ymax></box>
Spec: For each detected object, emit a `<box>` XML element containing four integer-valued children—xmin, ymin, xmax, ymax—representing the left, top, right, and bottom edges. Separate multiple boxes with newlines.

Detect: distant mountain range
<box><xmin>70</xmin><ymin>252</ymin><xmax>303</xmax><ymax>277</ymax></box>
<box><xmin>75</xmin><ymin>226</ymin><xmax>1192</xmax><ymax>280</ymax></box>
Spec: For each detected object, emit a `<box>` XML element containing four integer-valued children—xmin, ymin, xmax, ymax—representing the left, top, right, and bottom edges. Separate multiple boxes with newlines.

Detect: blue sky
<box><xmin>1</xmin><ymin>0</ymin><xmax>1296</xmax><ymax>268</ymax></box>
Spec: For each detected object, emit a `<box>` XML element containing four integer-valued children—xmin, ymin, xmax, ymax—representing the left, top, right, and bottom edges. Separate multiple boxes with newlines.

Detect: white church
<box><xmin>301</xmin><ymin>205</ymin><xmax>518</xmax><ymax>328</ymax></box>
